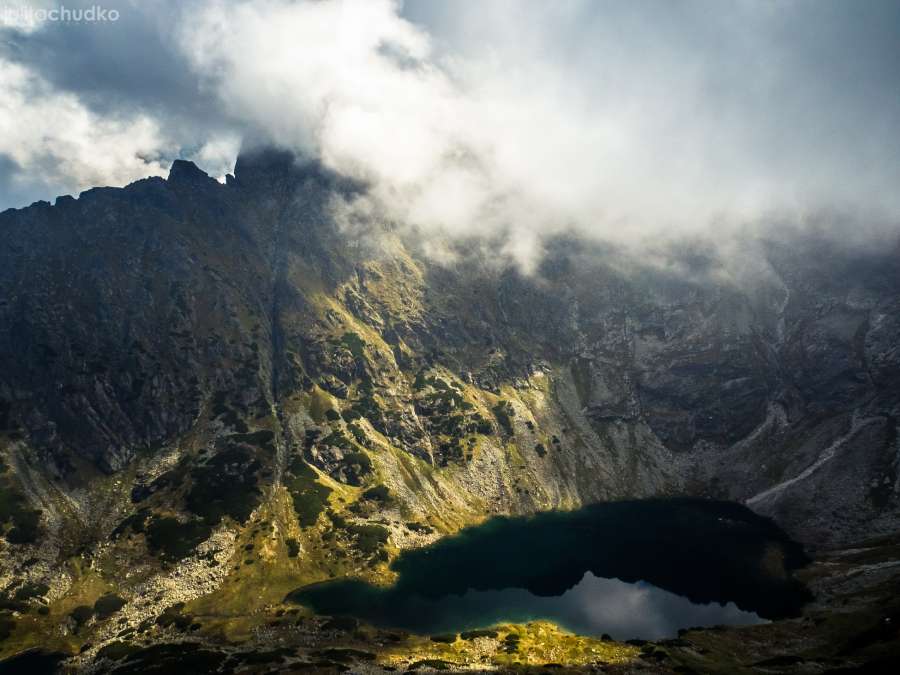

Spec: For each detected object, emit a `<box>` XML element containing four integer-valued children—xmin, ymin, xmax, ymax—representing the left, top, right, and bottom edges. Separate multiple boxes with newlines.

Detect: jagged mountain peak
<box><xmin>167</xmin><ymin>158</ymin><xmax>217</xmax><ymax>187</ymax></box>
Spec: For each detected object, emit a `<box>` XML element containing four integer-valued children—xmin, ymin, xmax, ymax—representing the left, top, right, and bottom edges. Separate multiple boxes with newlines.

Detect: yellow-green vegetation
<box><xmin>0</xmin><ymin>559</ymin><xmax>114</xmax><ymax>659</ymax></box>
<box><xmin>411</xmin><ymin>369</ymin><xmax>501</xmax><ymax>466</ymax></box>
<box><xmin>80</xmin><ymin>612</ymin><xmax>643</xmax><ymax>673</ymax></box>
<box><xmin>304</xmin><ymin>283</ymin><xmax>399</xmax><ymax>368</ymax></box>
<box><xmin>184</xmin><ymin>477</ymin><xmax>397</xmax><ymax>639</ymax></box>
<box><xmin>283</xmin><ymin>455</ymin><xmax>333</xmax><ymax>527</ymax></box>
<box><xmin>340</xmin><ymin>331</ymin><xmax>366</xmax><ymax>360</ymax></box>
<box><xmin>376</xmin><ymin>621</ymin><xmax>638</xmax><ymax>671</ymax></box>
<box><xmin>145</xmin><ymin>515</ymin><xmax>212</xmax><ymax>562</ymax></box>
<box><xmin>184</xmin><ymin>435</ymin><xmax>267</xmax><ymax>526</ymax></box>
<box><xmin>185</xmin><ymin>494</ymin><xmax>313</xmax><ymax>642</ymax></box>
<box><xmin>0</xmin><ymin>455</ymin><xmax>41</xmax><ymax>544</ymax></box>
<box><xmin>492</xmin><ymin>399</ymin><xmax>515</xmax><ymax>437</ymax></box>
<box><xmin>305</xmin><ymin>386</ymin><xmax>335</xmax><ymax>424</ymax></box>
<box><xmin>374</xmin><ymin>443</ymin><xmax>492</xmax><ymax>534</ymax></box>
<box><xmin>355</xmin><ymin>255</ymin><xmax>426</xmax><ymax>322</ymax></box>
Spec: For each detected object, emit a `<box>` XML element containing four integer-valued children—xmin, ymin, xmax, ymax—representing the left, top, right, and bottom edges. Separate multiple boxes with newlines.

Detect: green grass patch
<box><xmin>0</xmin><ymin>479</ymin><xmax>41</xmax><ymax>544</ymax></box>
<box><xmin>461</xmin><ymin>629</ymin><xmax>498</xmax><ymax>640</ymax></box>
<box><xmin>430</xmin><ymin>634</ymin><xmax>458</xmax><ymax>643</ymax></box>
<box><xmin>340</xmin><ymin>332</ymin><xmax>366</xmax><ymax>360</ymax></box>
<box><xmin>102</xmin><ymin>642</ymin><xmax>227</xmax><ymax>674</ymax></box>
<box><xmin>345</xmin><ymin>523</ymin><xmax>389</xmax><ymax>556</ymax></box>
<box><xmin>97</xmin><ymin>641</ymin><xmax>140</xmax><ymax>661</ymax></box>
<box><xmin>70</xmin><ymin>605</ymin><xmax>94</xmax><ymax>629</ymax></box>
<box><xmin>284</xmin><ymin>458</ymin><xmax>332</xmax><ymax>528</ymax></box>
<box><xmin>491</xmin><ymin>401</ymin><xmax>514</xmax><ymax>436</ymax></box>
<box><xmin>321</xmin><ymin>430</ymin><xmax>351</xmax><ymax>449</ymax></box>
<box><xmin>186</xmin><ymin>444</ymin><xmax>261</xmax><ymax>526</ymax></box>
<box><xmin>347</xmin><ymin>423</ymin><xmax>368</xmax><ymax>446</ymax></box>
<box><xmin>145</xmin><ymin>516</ymin><xmax>212</xmax><ymax>562</ymax></box>
<box><xmin>110</xmin><ymin>509</ymin><xmax>150</xmax><ymax>540</ymax></box>
<box><xmin>12</xmin><ymin>583</ymin><xmax>48</xmax><ymax>602</ymax></box>
<box><xmin>340</xmin><ymin>408</ymin><xmax>361</xmax><ymax>422</ymax></box>
<box><xmin>361</xmin><ymin>485</ymin><xmax>393</xmax><ymax>505</ymax></box>
<box><xmin>0</xmin><ymin>614</ymin><xmax>16</xmax><ymax>641</ymax></box>
<box><xmin>94</xmin><ymin>593</ymin><xmax>126</xmax><ymax>619</ymax></box>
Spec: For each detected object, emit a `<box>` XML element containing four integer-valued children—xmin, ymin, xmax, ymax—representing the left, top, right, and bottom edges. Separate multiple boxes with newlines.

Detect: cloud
<box><xmin>0</xmin><ymin>0</ymin><xmax>239</xmax><ymax>204</ymax></box>
<box><xmin>174</xmin><ymin>0</ymin><xmax>900</xmax><ymax>267</ymax></box>
<box><xmin>0</xmin><ymin>52</ymin><xmax>241</xmax><ymax>203</ymax></box>
<box><xmin>0</xmin><ymin>56</ymin><xmax>171</xmax><ymax>201</ymax></box>
<box><xmin>1</xmin><ymin>0</ymin><xmax>899</xmax><ymax>267</ymax></box>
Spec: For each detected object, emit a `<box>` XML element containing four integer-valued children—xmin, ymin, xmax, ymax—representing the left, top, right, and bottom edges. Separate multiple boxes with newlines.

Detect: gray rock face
<box><xmin>1</xmin><ymin>150</ymin><xmax>898</xmax><ymax>549</ymax></box>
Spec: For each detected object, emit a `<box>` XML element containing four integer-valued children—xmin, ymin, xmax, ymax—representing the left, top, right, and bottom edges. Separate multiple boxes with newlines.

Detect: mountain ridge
<box><xmin>0</xmin><ymin>149</ymin><xmax>898</xmax><ymax>670</ymax></box>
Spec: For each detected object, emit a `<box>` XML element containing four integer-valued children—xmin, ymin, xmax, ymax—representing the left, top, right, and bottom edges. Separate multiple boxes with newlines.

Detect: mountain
<box><xmin>0</xmin><ymin>149</ymin><xmax>898</xmax><ymax>672</ymax></box>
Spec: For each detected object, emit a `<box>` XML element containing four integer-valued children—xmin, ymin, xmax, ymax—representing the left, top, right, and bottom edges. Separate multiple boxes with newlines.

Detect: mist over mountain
<box><xmin>3</xmin><ymin>0</ymin><xmax>900</xmax><ymax>268</ymax></box>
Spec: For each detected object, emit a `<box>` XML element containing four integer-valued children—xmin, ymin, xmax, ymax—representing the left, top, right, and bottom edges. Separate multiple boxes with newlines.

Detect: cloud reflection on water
<box><xmin>393</xmin><ymin>572</ymin><xmax>763</xmax><ymax>640</ymax></box>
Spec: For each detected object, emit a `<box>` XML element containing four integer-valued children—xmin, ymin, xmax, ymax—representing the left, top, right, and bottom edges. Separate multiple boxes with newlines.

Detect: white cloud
<box><xmin>173</xmin><ymin>0</ymin><xmax>900</xmax><ymax>268</ymax></box>
<box><xmin>1</xmin><ymin>0</ymin><xmax>898</xmax><ymax>267</ymax></box>
<box><xmin>0</xmin><ymin>51</ymin><xmax>238</xmax><ymax>199</ymax></box>
<box><xmin>0</xmin><ymin>57</ymin><xmax>171</xmax><ymax>198</ymax></box>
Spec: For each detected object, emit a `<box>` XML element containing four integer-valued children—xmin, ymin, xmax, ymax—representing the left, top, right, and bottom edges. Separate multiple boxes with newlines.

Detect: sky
<box><xmin>1</xmin><ymin>0</ymin><xmax>899</xmax><ymax>265</ymax></box>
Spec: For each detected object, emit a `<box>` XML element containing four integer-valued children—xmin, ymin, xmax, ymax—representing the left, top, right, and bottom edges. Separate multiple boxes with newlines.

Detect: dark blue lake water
<box><xmin>289</xmin><ymin>498</ymin><xmax>810</xmax><ymax>640</ymax></box>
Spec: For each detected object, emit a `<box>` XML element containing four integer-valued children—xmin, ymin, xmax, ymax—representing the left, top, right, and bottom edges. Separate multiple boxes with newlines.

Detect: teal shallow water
<box><xmin>289</xmin><ymin>498</ymin><xmax>811</xmax><ymax>639</ymax></box>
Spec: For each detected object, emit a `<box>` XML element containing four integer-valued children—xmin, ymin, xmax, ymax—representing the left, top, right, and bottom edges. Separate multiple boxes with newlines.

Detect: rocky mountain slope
<box><xmin>0</xmin><ymin>149</ymin><xmax>898</xmax><ymax>671</ymax></box>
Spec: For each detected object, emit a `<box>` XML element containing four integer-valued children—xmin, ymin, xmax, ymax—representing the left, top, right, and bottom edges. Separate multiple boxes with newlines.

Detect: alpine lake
<box><xmin>287</xmin><ymin>498</ymin><xmax>811</xmax><ymax>640</ymax></box>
